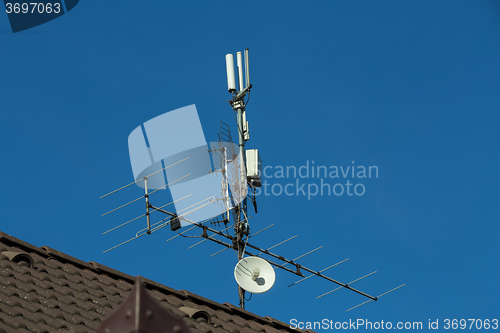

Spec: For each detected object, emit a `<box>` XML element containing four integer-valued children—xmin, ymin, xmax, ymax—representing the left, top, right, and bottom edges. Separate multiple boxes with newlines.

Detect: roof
<box><xmin>0</xmin><ymin>230</ymin><xmax>306</xmax><ymax>333</ymax></box>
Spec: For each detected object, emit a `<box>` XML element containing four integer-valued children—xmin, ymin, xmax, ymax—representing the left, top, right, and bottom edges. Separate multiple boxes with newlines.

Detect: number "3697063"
<box><xmin>5</xmin><ymin>3</ymin><xmax>61</xmax><ymax>14</ymax></box>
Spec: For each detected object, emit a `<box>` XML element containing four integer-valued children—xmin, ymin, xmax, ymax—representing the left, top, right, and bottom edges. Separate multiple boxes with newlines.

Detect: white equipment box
<box><xmin>245</xmin><ymin>149</ymin><xmax>262</xmax><ymax>188</ymax></box>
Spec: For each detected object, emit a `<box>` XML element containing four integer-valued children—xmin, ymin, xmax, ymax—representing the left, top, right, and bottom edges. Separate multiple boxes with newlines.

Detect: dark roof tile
<box><xmin>240</xmin><ymin>326</ymin><xmax>261</xmax><ymax>333</ymax></box>
<box><xmin>0</xmin><ymin>286</ymin><xmax>22</xmax><ymax>299</ymax></box>
<box><xmin>25</xmin><ymin>292</ymin><xmax>43</xmax><ymax>304</ymax></box>
<box><xmin>0</xmin><ymin>301</ymin><xmax>21</xmax><ymax>317</ymax></box>
<box><xmin>181</xmin><ymin>290</ymin><xmax>229</xmax><ymax>312</ymax></box>
<box><xmin>170</xmin><ymin>305</ymin><xmax>193</xmax><ymax>319</ymax></box>
<box><xmin>262</xmin><ymin>325</ymin><xmax>286</xmax><ymax>333</ymax></box>
<box><xmin>33</xmin><ymin>278</ymin><xmax>54</xmax><ymax>290</ymax></box>
<box><xmin>39</xmin><ymin>306</ymin><xmax>65</xmax><ymax>320</ymax></box>
<box><xmin>6</xmin><ymin>297</ymin><xmax>41</xmax><ymax>314</ymax></box>
<box><xmin>194</xmin><ymin>321</ymin><xmax>217</xmax><ymax>333</ymax></box>
<box><xmin>52</xmin><ymin>284</ymin><xmax>76</xmax><ymax>297</ymax></box>
<box><xmin>24</xmin><ymin>321</ymin><xmax>53</xmax><ymax>333</ymax></box>
<box><xmin>214</xmin><ymin>327</ymin><xmax>233</xmax><ymax>333</ymax></box>
<box><xmin>215</xmin><ymin>309</ymin><xmax>235</xmax><ymax>323</ymax></box>
<box><xmin>231</xmin><ymin>315</ymin><xmax>252</xmax><ymax>328</ymax></box>
<box><xmin>0</xmin><ymin>264</ymin><xmax>14</xmax><ymax>274</ymax></box>
<box><xmin>0</xmin><ymin>275</ymin><xmax>17</xmax><ymax>287</ymax></box>
<box><xmin>30</xmin><ymin>269</ymin><xmax>52</xmax><ymax>281</ymax></box>
<box><xmin>86</xmin><ymin>279</ymin><xmax>105</xmax><ymax>291</ymax></box>
<box><xmin>164</xmin><ymin>293</ymin><xmax>186</xmax><ymax>307</ymax></box>
<box><xmin>0</xmin><ymin>230</ymin><xmax>312</xmax><ymax>333</ymax></box>
<box><xmin>0</xmin><ymin>311</ymin><xmax>28</xmax><ymax>329</ymax></box>
<box><xmin>41</xmin><ymin>246</ymin><xmax>95</xmax><ymax>271</ymax></box>
<box><xmin>195</xmin><ymin>303</ymin><xmax>217</xmax><ymax>312</ymax></box>
<box><xmin>247</xmin><ymin>320</ymin><xmax>268</xmax><ymax>332</ymax></box>
<box><xmin>183</xmin><ymin>299</ymin><xmax>204</xmax><ymax>309</ymax></box>
<box><xmin>88</xmin><ymin>261</ymin><xmax>135</xmax><ymax>284</ymax></box>
<box><xmin>191</xmin><ymin>329</ymin><xmax>206</xmax><ymax>333</ymax></box>
<box><xmin>16</xmin><ymin>282</ymin><xmax>38</xmax><ymax>294</ymax></box>
<box><xmin>8</xmin><ymin>261</ymin><xmax>32</xmax><ymax>274</ymax></box>
<box><xmin>214</xmin><ymin>320</ymin><xmax>242</xmax><ymax>333</ymax></box>
<box><xmin>142</xmin><ymin>276</ymin><xmax>187</xmax><ymax>298</ymax></box>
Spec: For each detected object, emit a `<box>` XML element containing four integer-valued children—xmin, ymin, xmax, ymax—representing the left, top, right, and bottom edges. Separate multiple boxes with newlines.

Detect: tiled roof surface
<box><xmin>0</xmin><ymin>231</ymin><xmax>305</xmax><ymax>333</ymax></box>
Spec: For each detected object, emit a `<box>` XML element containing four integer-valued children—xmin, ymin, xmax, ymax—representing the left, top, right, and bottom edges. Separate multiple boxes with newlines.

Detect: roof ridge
<box><xmin>0</xmin><ymin>231</ymin><xmax>49</xmax><ymax>257</ymax></box>
<box><xmin>42</xmin><ymin>246</ymin><xmax>96</xmax><ymax>271</ymax></box>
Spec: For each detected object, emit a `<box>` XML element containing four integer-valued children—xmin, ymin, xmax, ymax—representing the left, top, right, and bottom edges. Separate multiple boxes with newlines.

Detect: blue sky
<box><xmin>1</xmin><ymin>1</ymin><xmax>499</xmax><ymax>330</ymax></box>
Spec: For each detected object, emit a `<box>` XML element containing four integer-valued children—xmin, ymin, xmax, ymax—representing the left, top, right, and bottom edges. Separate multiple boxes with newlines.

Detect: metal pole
<box><xmin>227</xmin><ymin>50</ymin><xmax>251</xmax><ymax>309</ymax></box>
<box><xmin>233</xmin><ymin>99</ymin><xmax>248</xmax><ymax>309</ymax></box>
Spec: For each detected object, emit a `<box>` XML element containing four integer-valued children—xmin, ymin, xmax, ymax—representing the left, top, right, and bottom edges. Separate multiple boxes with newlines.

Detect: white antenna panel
<box><xmin>244</xmin><ymin>48</ymin><xmax>250</xmax><ymax>88</ymax></box>
<box><xmin>225</xmin><ymin>54</ymin><xmax>236</xmax><ymax>93</ymax></box>
<box><xmin>234</xmin><ymin>257</ymin><xmax>275</xmax><ymax>294</ymax></box>
<box><xmin>237</xmin><ymin>51</ymin><xmax>244</xmax><ymax>92</ymax></box>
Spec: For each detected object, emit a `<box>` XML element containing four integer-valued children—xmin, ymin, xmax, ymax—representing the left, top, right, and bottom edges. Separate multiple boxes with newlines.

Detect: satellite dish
<box><xmin>234</xmin><ymin>257</ymin><xmax>276</xmax><ymax>294</ymax></box>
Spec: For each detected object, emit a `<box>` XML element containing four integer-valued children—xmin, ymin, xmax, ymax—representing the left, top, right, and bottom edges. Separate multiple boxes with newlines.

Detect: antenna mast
<box><xmin>100</xmin><ymin>48</ymin><xmax>405</xmax><ymax>313</ymax></box>
<box><xmin>226</xmin><ymin>48</ymin><xmax>253</xmax><ymax>309</ymax></box>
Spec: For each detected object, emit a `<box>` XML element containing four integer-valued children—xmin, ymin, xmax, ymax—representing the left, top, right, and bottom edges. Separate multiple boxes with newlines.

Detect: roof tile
<box><xmin>0</xmin><ymin>230</ymin><xmax>312</xmax><ymax>333</ymax></box>
<box><xmin>194</xmin><ymin>320</ymin><xmax>217</xmax><ymax>333</ymax></box>
<box><xmin>214</xmin><ymin>327</ymin><xmax>233</xmax><ymax>333</ymax></box>
<box><xmin>231</xmin><ymin>315</ymin><xmax>252</xmax><ymax>328</ymax></box>
<box><xmin>215</xmin><ymin>309</ymin><xmax>235</xmax><ymax>323</ymax></box>
<box><xmin>214</xmin><ymin>320</ymin><xmax>242</xmax><ymax>333</ymax></box>
<box><xmin>247</xmin><ymin>320</ymin><xmax>268</xmax><ymax>332</ymax></box>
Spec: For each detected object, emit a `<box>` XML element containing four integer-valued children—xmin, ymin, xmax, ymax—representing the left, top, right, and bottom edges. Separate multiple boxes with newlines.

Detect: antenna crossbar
<box><xmin>183</xmin><ymin>221</ymin><xmax>377</xmax><ymax>301</ymax></box>
<box><xmin>188</xmin><ymin>224</ymin><xmax>234</xmax><ymax>249</ymax></box>
<box><xmin>196</xmin><ymin>232</ymin><xmax>305</xmax><ymax>277</ymax></box>
<box><xmin>166</xmin><ymin>214</ymin><xmax>219</xmax><ymax>242</ymax></box>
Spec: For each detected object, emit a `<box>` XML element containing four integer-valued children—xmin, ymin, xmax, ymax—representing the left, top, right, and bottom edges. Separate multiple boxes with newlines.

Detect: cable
<box><xmin>176</xmin><ymin>230</ymin><xmax>203</xmax><ymax>239</ymax></box>
<box><xmin>241</xmin><ymin>208</ymin><xmax>250</xmax><ymax>255</ymax></box>
<box><xmin>245</xmin><ymin>89</ymin><xmax>251</xmax><ymax>106</ymax></box>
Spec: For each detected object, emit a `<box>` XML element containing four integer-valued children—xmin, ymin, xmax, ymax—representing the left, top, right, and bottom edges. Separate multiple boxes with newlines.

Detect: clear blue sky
<box><xmin>1</xmin><ymin>1</ymin><xmax>499</xmax><ymax>330</ymax></box>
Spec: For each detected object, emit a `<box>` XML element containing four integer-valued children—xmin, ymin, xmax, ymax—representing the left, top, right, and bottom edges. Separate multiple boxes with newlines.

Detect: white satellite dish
<box><xmin>234</xmin><ymin>257</ymin><xmax>276</xmax><ymax>294</ymax></box>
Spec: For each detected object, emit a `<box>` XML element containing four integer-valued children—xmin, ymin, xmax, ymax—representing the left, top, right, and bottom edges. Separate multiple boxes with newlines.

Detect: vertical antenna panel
<box><xmin>226</xmin><ymin>54</ymin><xmax>236</xmax><ymax>93</ymax></box>
<box><xmin>237</xmin><ymin>51</ymin><xmax>244</xmax><ymax>92</ymax></box>
<box><xmin>244</xmin><ymin>48</ymin><xmax>250</xmax><ymax>88</ymax></box>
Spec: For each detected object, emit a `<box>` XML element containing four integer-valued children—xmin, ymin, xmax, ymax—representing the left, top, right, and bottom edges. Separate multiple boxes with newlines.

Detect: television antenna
<box><xmin>100</xmin><ymin>48</ymin><xmax>405</xmax><ymax>311</ymax></box>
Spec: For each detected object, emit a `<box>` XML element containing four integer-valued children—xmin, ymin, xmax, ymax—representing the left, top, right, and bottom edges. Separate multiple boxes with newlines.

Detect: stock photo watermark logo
<box><xmin>127</xmin><ymin>105</ymin><xmax>246</xmax><ymax>228</ymax></box>
<box><xmin>3</xmin><ymin>0</ymin><xmax>79</xmax><ymax>33</ymax></box>
<box><xmin>254</xmin><ymin>160</ymin><xmax>379</xmax><ymax>200</ymax></box>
